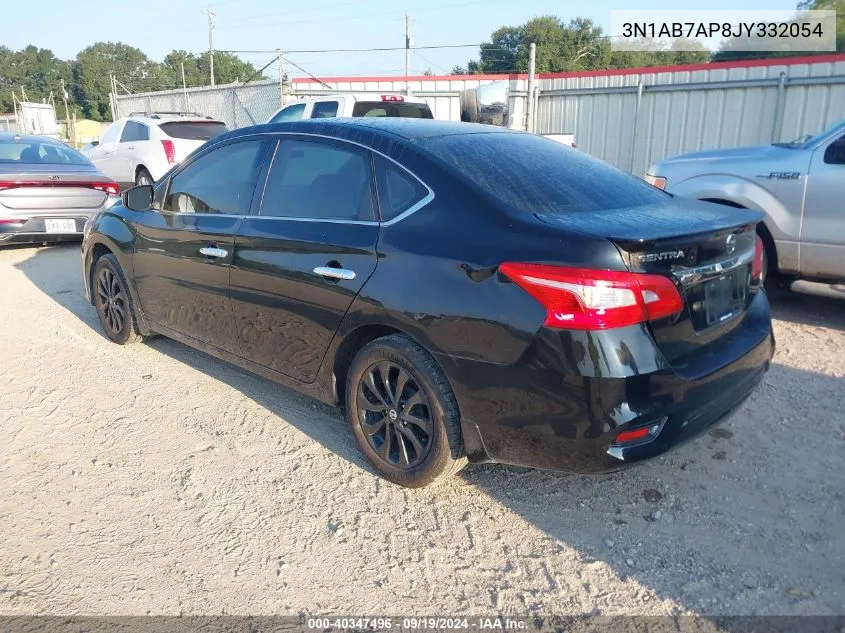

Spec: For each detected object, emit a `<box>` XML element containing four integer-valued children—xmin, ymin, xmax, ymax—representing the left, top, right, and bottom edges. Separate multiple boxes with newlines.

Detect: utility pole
<box><xmin>181</xmin><ymin>62</ymin><xmax>189</xmax><ymax>112</ymax></box>
<box><xmin>109</xmin><ymin>74</ymin><xmax>116</xmax><ymax>121</ymax></box>
<box><xmin>206</xmin><ymin>6</ymin><xmax>216</xmax><ymax>86</ymax></box>
<box><xmin>526</xmin><ymin>42</ymin><xmax>536</xmax><ymax>133</ymax></box>
<box><xmin>60</xmin><ymin>78</ymin><xmax>71</xmax><ymax>143</ymax></box>
<box><xmin>277</xmin><ymin>48</ymin><xmax>286</xmax><ymax>105</ymax></box>
<box><xmin>404</xmin><ymin>14</ymin><xmax>412</xmax><ymax>81</ymax></box>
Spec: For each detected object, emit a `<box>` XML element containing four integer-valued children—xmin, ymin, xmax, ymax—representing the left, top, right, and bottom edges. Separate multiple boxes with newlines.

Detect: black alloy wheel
<box><xmin>96</xmin><ymin>266</ymin><xmax>127</xmax><ymax>336</ymax></box>
<box><xmin>357</xmin><ymin>361</ymin><xmax>433</xmax><ymax>469</ymax></box>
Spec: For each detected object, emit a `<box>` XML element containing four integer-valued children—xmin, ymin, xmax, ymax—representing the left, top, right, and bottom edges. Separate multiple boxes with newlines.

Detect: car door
<box><xmin>133</xmin><ymin>137</ymin><xmax>272</xmax><ymax>354</ymax></box>
<box><xmin>88</xmin><ymin>121</ymin><xmax>123</xmax><ymax>182</ymax></box>
<box><xmin>115</xmin><ymin>121</ymin><xmax>146</xmax><ymax>186</ymax></box>
<box><xmin>800</xmin><ymin>132</ymin><xmax>845</xmax><ymax>278</ymax></box>
<box><xmin>230</xmin><ymin>135</ymin><xmax>379</xmax><ymax>382</ymax></box>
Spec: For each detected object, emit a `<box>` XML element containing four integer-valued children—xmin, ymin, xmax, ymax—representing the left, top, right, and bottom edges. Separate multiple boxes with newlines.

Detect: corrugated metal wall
<box><xmin>114</xmin><ymin>76</ymin><xmax>526</xmax><ymax>128</ymax></box>
<box><xmin>536</xmin><ymin>56</ymin><xmax>845</xmax><ymax>175</ymax></box>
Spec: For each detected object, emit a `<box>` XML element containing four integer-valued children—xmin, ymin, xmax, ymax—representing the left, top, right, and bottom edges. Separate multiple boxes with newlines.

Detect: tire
<box><xmin>92</xmin><ymin>254</ymin><xmax>143</xmax><ymax>345</ymax></box>
<box><xmin>135</xmin><ymin>168</ymin><xmax>153</xmax><ymax>186</ymax></box>
<box><xmin>345</xmin><ymin>334</ymin><xmax>467</xmax><ymax>487</ymax></box>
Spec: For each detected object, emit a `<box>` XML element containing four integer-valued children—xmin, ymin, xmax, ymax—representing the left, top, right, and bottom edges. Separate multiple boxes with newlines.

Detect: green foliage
<box><xmin>451</xmin><ymin>15</ymin><xmax>711</xmax><ymax>75</ymax></box>
<box><xmin>0</xmin><ymin>43</ymin><xmax>262</xmax><ymax>121</ymax></box>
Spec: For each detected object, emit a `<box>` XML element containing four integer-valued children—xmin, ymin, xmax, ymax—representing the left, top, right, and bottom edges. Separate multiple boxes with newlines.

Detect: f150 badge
<box><xmin>756</xmin><ymin>171</ymin><xmax>800</xmax><ymax>180</ymax></box>
<box><xmin>637</xmin><ymin>250</ymin><xmax>685</xmax><ymax>263</ymax></box>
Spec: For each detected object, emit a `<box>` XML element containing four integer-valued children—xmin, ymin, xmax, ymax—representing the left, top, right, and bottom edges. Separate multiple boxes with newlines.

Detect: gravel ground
<box><xmin>0</xmin><ymin>244</ymin><xmax>843</xmax><ymax>617</ymax></box>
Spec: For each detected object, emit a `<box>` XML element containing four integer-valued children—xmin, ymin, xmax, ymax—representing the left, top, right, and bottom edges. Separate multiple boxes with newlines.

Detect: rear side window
<box><xmin>159</xmin><ymin>121</ymin><xmax>228</xmax><ymax>140</ymax></box>
<box><xmin>420</xmin><ymin>133</ymin><xmax>668</xmax><ymax>214</ymax></box>
<box><xmin>270</xmin><ymin>103</ymin><xmax>305</xmax><ymax>122</ymax></box>
<box><xmin>261</xmin><ymin>138</ymin><xmax>375</xmax><ymax>221</ymax></box>
<box><xmin>352</xmin><ymin>102</ymin><xmax>433</xmax><ymax>119</ymax></box>
<box><xmin>374</xmin><ymin>155</ymin><xmax>429</xmax><ymax>221</ymax></box>
<box><xmin>164</xmin><ymin>139</ymin><xmax>266</xmax><ymax>215</ymax></box>
<box><xmin>120</xmin><ymin>121</ymin><xmax>149</xmax><ymax>142</ymax></box>
<box><xmin>0</xmin><ymin>140</ymin><xmax>90</xmax><ymax>166</ymax></box>
<box><xmin>311</xmin><ymin>101</ymin><xmax>339</xmax><ymax>119</ymax></box>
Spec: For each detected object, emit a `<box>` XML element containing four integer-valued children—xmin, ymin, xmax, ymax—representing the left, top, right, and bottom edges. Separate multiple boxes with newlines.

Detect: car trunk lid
<box><xmin>534</xmin><ymin>198</ymin><xmax>764</xmax><ymax>367</ymax></box>
<box><xmin>0</xmin><ymin>166</ymin><xmax>113</xmax><ymax>212</ymax></box>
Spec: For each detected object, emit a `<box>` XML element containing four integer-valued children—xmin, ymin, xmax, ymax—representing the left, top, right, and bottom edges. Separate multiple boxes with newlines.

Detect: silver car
<box><xmin>0</xmin><ymin>133</ymin><xmax>118</xmax><ymax>245</ymax></box>
<box><xmin>646</xmin><ymin>119</ymin><xmax>845</xmax><ymax>297</ymax></box>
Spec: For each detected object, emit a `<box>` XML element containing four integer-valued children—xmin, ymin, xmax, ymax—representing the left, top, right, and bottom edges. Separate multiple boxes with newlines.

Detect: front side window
<box><xmin>100</xmin><ymin>122</ymin><xmax>121</xmax><ymax>144</ymax></box>
<box><xmin>260</xmin><ymin>138</ymin><xmax>375</xmax><ymax>221</ymax></box>
<box><xmin>163</xmin><ymin>139</ymin><xmax>266</xmax><ymax>214</ymax></box>
<box><xmin>824</xmin><ymin>135</ymin><xmax>845</xmax><ymax>165</ymax></box>
<box><xmin>311</xmin><ymin>101</ymin><xmax>339</xmax><ymax>119</ymax></box>
<box><xmin>374</xmin><ymin>155</ymin><xmax>429</xmax><ymax>221</ymax></box>
<box><xmin>270</xmin><ymin>103</ymin><xmax>306</xmax><ymax>123</ymax></box>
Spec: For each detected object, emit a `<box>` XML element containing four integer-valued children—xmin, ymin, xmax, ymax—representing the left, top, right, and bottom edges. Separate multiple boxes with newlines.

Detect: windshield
<box><xmin>352</xmin><ymin>102</ymin><xmax>434</xmax><ymax>119</ymax></box>
<box><xmin>159</xmin><ymin>121</ymin><xmax>228</xmax><ymax>141</ymax></box>
<box><xmin>0</xmin><ymin>139</ymin><xmax>91</xmax><ymax>166</ymax></box>
<box><xmin>421</xmin><ymin>132</ymin><xmax>668</xmax><ymax>214</ymax></box>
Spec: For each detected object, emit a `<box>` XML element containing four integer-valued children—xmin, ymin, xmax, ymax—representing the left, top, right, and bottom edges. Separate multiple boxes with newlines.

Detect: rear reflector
<box><xmin>614</xmin><ymin>421</ymin><xmax>664</xmax><ymax>445</ymax></box>
<box><xmin>752</xmin><ymin>234</ymin><xmax>765</xmax><ymax>283</ymax></box>
<box><xmin>381</xmin><ymin>95</ymin><xmax>404</xmax><ymax>102</ymax></box>
<box><xmin>499</xmin><ymin>263</ymin><xmax>684</xmax><ymax>330</ymax></box>
<box><xmin>161</xmin><ymin>139</ymin><xmax>176</xmax><ymax>164</ymax></box>
<box><xmin>0</xmin><ymin>180</ymin><xmax>118</xmax><ymax>195</ymax></box>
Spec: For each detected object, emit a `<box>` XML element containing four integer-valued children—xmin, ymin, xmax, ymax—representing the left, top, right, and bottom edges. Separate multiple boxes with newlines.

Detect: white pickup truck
<box><xmin>267</xmin><ymin>94</ymin><xmax>434</xmax><ymax>122</ymax></box>
<box><xmin>647</xmin><ymin>119</ymin><xmax>845</xmax><ymax>299</ymax></box>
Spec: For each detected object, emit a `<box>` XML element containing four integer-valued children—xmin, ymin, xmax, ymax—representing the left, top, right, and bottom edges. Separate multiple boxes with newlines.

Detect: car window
<box><xmin>120</xmin><ymin>121</ymin><xmax>149</xmax><ymax>143</ymax></box>
<box><xmin>421</xmin><ymin>132</ymin><xmax>669</xmax><ymax>214</ymax></box>
<box><xmin>261</xmin><ymin>138</ymin><xmax>375</xmax><ymax>221</ymax></box>
<box><xmin>101</xmin><ymin>122</ymin><xmax>121</xmax><ymax>144</ymax></box>
<box><xmin>0</xmin><ymin>140</ymin><xmax>91</xmax><ymax>166</ymax></box>
<box><xmin>352</xmin><ymin>102</ymin><xmax>433</xmax><ymax>119</ymax></box>
<box><xmin>374</xmin><ymin>155</ymin><xmax>429</xmax><ymax>221</ymax></box>
<box><xmin>163</xmin><ymin>140</ymin><xmax>266</xmax><ymax>215</ymax></box>
<box><xmin>823</xmin><ymin>135</ymin><xmax>845</xmax><ymax>165</ymax></box>
<box><xmin>311</xmin><ymin>101</ymin><xmax>339</xmax><ymax>119</ymax></box>
<box><xmin>159</xmin><ymin>121</ymin><xmax>227</xmax><ymax>140</ymax></box>
<box><xmin>269</xmin><ymin>103</ymin><xmax>306</xmax><ymax>123</ymax></box>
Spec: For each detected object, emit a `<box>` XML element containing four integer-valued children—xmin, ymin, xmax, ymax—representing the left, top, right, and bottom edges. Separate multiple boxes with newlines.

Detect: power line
<box><xmin>220</xmin><ymin>44</ymin><xmax>513</xmax><ymax>54</ymax></box>
<box><xmin>413</xmin><ymin>51</ymin><xmax>451</xmax><ymax>75</ymax></box>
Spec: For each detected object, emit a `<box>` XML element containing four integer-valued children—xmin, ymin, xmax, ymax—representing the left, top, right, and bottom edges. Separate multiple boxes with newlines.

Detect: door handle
<box><xmin>127</xmin><ymin>145</ymin><xmax>135</xmax><ymax>150</ymax></box>
<box><xmin>200</xmin><ymin>246</ymin><xmax>228</xmax><ymax>258</ymax></box>
<box><xmin>313</xmin><ymin>266</ymin><xmax>356</xmax><ymax>280</ymax></box>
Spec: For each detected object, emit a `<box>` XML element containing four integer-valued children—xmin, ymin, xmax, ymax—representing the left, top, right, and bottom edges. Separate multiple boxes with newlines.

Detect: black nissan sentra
<box><xmin>82</xmin><ymin>118</ymin><xmax>774</xmax><ymax>487</ymax></box>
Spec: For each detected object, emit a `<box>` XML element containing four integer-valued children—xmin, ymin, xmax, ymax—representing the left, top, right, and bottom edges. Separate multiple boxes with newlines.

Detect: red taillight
<box><xmin>615</xmin><ymin>427</ymin><xmax>651</xmax><ymax>443</ymax></box>
<box><xmin>381</xmin><ymin>95</ymin><xmax>404</xmax><ymax>102</ymax></box>
<box><xmin>161</xmin><ymin>140</ymin><xmax>176</xmax><ymax>164</ymax></box>
<box><xmin>498</xmin><ymin>263</ymin><xmax>684</xmax><ymax>330</ymax></box>
<box><xmin>0</xmin><ymin>180</ymin><xmax>118</xmax><ymax>195</ymax></box>
<box><xmin>91</xmin><ymin>182</ymin><xmax>120</xmax><ymax>195</ymax></box>
<box><xmin>752</xmin><ymin>234</ymin><xmax>765</xmax><ymax>283</ymax></box>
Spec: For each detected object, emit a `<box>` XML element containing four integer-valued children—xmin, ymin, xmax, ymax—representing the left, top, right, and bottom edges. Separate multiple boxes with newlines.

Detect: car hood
<box><xmin>654</xmin><ymin>144</ymin><xmax>794</xmax><ymax>170</ymax></box>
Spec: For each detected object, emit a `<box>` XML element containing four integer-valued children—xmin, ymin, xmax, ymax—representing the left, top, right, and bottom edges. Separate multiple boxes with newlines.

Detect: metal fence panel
<box><xmin>537</xmin><ymin>56</ymin><xmax>845</xmax><ymax>175</ymax></box>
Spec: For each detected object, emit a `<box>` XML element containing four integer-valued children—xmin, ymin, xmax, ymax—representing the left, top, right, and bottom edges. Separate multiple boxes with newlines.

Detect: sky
<box><xmin>2</xmin><ymin>0</ymin><xmax>804</xmax><ymax>82</ymax></box>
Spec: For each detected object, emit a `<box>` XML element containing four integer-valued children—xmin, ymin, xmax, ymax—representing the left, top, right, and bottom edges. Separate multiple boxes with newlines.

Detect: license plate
<box><xmin>703</xmin><ymin>274</ymin><xmax>740</xmax><ymax>326</ymax></box>
<box><xmin>44</xmin><ymin>219</ymin><xmax>78</xmax><ymax>233</ymax></box>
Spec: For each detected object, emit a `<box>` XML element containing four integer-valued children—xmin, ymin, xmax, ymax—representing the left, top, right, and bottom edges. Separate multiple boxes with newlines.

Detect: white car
<box><xmin>87</xmin><ymin>112</ymin><xmax>228</xmax><ymax>188</ymax></box>
<box><xmin>267</xmin><ymin>94</ymin><xmax>434</xmax><ymax>123</ymax></box>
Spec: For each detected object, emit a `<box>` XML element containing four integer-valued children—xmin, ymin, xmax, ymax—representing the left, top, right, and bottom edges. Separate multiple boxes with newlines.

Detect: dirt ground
<box><xmin>0</xmin><ymin>243</ymin><xmax>843</xmax><ymax>617</ymax></box>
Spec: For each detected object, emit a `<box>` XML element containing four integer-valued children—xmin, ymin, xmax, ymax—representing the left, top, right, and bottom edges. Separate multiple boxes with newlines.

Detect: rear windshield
<box><xmin>0</xmin><ymin>140</ymin><xmax>91</xmax><ymax>166</ymax></box>
<box><xmin>159</xmin><ymin>121</ymin><xmax>228</xmax><ymax>140</ymax></box>
<box><xmin>420</xmin><ymin>132</ymin><xmax>668</xmax><ymax>214</ymax></box>
<box><xmin>351</xmin><ymin>102</ymin><xmax>433</xmax><ymax>119</ymax></box>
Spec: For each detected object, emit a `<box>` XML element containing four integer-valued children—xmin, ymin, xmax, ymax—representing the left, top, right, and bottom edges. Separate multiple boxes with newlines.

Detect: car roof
<box><xmin>228</xmin><ymin>118</ymin><xmax>517</xmax><ymax>145</ymax></box>
<box><xmin>0</xmin><ymin>132</ymin><xmax>66</xmax><ymax>145</ymax></box>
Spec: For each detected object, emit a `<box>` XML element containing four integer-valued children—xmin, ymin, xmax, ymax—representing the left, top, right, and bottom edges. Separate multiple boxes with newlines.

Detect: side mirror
<box><xmin>122</xmin><ymin>184</ymin><xmax>154</xmax><ymax>211</ymax></box>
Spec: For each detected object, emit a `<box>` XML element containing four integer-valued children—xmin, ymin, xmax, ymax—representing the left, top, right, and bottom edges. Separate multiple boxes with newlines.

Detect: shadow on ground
<box><xmin>12</xmin><ymin>244</ymin><xmax>845</xmax><ymax>617</ymax></box>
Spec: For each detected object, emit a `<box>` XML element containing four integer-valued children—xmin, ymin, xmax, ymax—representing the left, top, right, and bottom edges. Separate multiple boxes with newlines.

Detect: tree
<box><xmin>0</xmin><ymin>45</ymin><xmax>72</xmax><ymax>113</ymax></box>
<box><xmin>72</xmin><ymin>42</ymin><xmax>154</xmax><ymax>121</ymax></box>
<box><xmin>453</xmin><ymin>16</ymin><xmax>709</xmax><ymax>75</ymax></box>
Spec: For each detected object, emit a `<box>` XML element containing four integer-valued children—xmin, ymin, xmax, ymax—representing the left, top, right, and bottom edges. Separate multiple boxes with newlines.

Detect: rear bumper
<box><xmin>0</xmin><ymin>215</ymin><xmax>94</xmax><ymax>245</ymax></box>
<box><xmin>437</xmin><ymin>290</ymin><xmax>774</xmax><ymax>474</ymax></box>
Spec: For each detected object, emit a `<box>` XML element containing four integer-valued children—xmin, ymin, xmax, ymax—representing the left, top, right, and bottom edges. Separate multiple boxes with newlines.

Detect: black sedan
<box><xmin>82</xmin><ymin>118</ymin><xmax>774</xmax><ymax>487</ymax></box>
